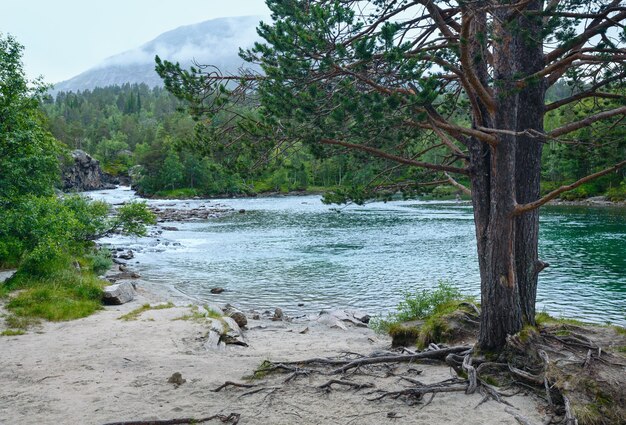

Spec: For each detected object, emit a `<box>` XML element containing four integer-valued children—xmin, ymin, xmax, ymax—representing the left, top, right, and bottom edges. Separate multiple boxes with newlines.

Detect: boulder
<box><xmin>116</xmin><ymin>250</ymin><xmax>134</xmax><ymax>260</ymax></box>
<box><xmin>102</xmin><ymin>282</ymin><xmax>135</xmax><ymax>305</ymax></box>
<box><xmin>223</xmin><ymin>304</ymin><xmax>248</xmax><ymax>328</ymax></box>
<box><xmin>314</xmin><ymin>310</ymin><xmax>370</xmax><ymax>329</ymax></box>
<box><xmin>272</xmin><ymin>308</ymin><xmax>284</xmax><ymax>321</ymax></box>
<box><xmin>62</xmin><ymin>150</ymin><xmax>117</xmax><ymax>191</ymax></box>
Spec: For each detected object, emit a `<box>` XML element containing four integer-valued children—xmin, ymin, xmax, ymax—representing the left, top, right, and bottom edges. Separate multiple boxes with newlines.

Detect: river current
<box><xmin>91</xmin><ymin>187</ymin><xmax>626</xmax><ymax>325</ymax></box>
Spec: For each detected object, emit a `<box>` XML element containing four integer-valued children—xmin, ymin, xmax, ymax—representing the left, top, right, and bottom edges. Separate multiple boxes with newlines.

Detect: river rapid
<box><xmin>90</xmin><ymin>186</ymin><xmax>626</xmax><ymax>326</ymax></box>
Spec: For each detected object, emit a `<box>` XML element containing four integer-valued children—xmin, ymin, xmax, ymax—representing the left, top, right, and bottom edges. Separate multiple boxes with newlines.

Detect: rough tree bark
<box><xmin>514</xmin><ymin>0</ymin><xmax>546</xmax><ymax>326</ymax></box>
<box><xmin>469</xmin><ymin>2</ymin><xmax>547</xmax><ymax>350</ymax></box>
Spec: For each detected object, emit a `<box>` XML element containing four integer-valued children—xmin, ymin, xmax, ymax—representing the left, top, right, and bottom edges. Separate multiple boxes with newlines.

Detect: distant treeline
<box><xmin>42</xmin><ymin>82</ymin><xmax>625</xmax><ymax>200</ymax></box>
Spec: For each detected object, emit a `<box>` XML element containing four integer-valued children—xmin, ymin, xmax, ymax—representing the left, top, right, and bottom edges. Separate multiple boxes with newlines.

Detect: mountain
<box><xmin>52</xmin><ymin>15</ymin><xmax>263</xmax><ymax>93</ymax></box>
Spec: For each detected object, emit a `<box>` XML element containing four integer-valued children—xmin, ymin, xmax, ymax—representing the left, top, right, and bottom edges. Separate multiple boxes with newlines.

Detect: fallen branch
<box><xmin>102</xmin><ymin>412</ymin><xmax>241</xmax><ymax>425</ymax></box>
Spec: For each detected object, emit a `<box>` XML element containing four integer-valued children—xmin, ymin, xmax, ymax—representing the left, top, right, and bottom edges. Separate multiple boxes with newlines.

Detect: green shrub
<box><xmin>112</xmin><ymin>201</ymin><xmax>156</xmax><ymax>237</ymax></box>
<box><xmin>431</xmin><ymin>185</ymin><xmax>458</xmax><ymax>198</ymax></box>
<box><xmin>85</xmin><ymin>247</ymin><xmax>113</xmax><ymax>275</ymax></box>
<box><xmin>18</xmin><ymin>239</ymin><xmax>72</xmax><ymax>278</ymax></box>
<box><xmin>370</xmin><ymin>282</ymin><xmax>472</xmax><ymax>332</ymax></box>
<box><xmin>606</xmin><ymin>182</ymin><xmax>626</xmax><ymax>202</ymax></box>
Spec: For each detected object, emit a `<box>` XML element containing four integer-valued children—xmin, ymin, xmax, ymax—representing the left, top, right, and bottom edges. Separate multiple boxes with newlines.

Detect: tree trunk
<box><xmin>514</xmin><ymin>0</ymin><xmax>546</xmax><ymax>326</ymax></box>
<box><xmin>468</xmin><ymin>4</ymin><xmax>546</xmax><ymax>350</ymax></box>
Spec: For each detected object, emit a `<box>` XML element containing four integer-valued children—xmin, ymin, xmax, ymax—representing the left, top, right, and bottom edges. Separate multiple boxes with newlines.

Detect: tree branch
<box><xmin>459</xmin><ymin>11</ymin><xmax>496</xmax><ymax>115</ymax></box>
<box><xmin>319</xmin><ymin>138</ymin><xmax>470</xmax><ymax>175</ymax></box>
<box><xmin>545</xmin><ymin>9</ymin><xmax>626</xmax><ymax>64</ymax></box>
<box><xmin>444</xmin><ymin>172</ymin><xmax>472</xmax><ymax>195</ymax></box>
<box><xmin>549</xmin><ymin>106</ymin><xmax>626</xmax><ymax>138</ymax></box>
<box><xmin>513</xmin><ymin>160</ymin><xmax>626</xmax><ymax>215</ymax></box>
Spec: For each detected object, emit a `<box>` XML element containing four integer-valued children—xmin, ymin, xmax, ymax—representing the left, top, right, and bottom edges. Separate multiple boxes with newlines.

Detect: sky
<box><xmin>1</xmin><ymin>0</ymin><xmax>270</xmax><ymax>83</ymax></box>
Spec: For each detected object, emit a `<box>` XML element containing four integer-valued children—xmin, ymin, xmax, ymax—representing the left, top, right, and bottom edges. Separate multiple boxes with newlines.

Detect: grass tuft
<box><xmin>370</xmin><ymin>281</ymin><xmax>474</xmax><ymax>333</ymax></box>
<box><xmin>119</xmin><ymin>302</ymin><xmax>174</xmax><ymax>321</ymax></box>
<box><xmin>1</xmin><ymin>329</ymin><xmax>25</xmax><ymax>336</ymax></box>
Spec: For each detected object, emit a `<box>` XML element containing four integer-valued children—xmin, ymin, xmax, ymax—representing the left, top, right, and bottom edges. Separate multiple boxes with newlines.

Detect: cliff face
<box><xmin>62</xmin><ymin>150</ymin><xmax>117</xmax><ymax>191</ymax></box>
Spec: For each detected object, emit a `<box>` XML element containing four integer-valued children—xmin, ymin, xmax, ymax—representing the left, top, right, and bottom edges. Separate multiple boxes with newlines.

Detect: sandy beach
<box><xmin>0</xmin><ymin>273</ymin><xmax>549</xmax><ymax>425</ymax></box>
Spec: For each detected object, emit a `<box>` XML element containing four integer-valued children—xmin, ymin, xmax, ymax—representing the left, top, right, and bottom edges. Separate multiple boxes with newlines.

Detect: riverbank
<box><xmin>0</xmin><ymin>272</ymin><xmax>547</xmax><ymax>425</ymax></box>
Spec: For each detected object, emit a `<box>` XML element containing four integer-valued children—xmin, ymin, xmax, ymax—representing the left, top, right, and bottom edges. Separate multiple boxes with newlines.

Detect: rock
<box><xmin>238</xmin><ymin>209</ymin><xmax>246</xmax><ymax>213</ymax></box>
<box><xmin>252</xmin><ymin>314</ymin><xmax>260</xmax><ymax>320</ymax></box>
<box><xmin>351</xmin><ymin>310</ymin><xmax>371</xmax><ymax>324</ymax></box>
<box><xmin>167</xmin><ymin>372</ymin><xmax>186</xmax><ymax>387</ymax></box>
<box><xmin>130</xmin><ymin>272</ymin><xmax>141</xmax><ymax>279</ymax></box>
<box><xmin>314</xmin><ymin>310</ymin><xmax>370</xmax><ymax>329</ymax></box>
<box><xmin>223</xmin><ymin>304</ymin><xmax>248</xmax><ymax>328</ymax></box>
<box><xmin>117</xmin><ymin>250</ymin><xmax>134</xmax><ymax>260</ymax></box>
<box><xmin>102</xmin><ymin>282</ymin><xmax>135</xmax><ymax>305</ymax></box>
<box><xmin>62</xmin><ymin>149</ymin><xmax>117</xmax><ymax>191</ymax></box>
<box><xmin>203</xmin><ymin>316</ymin><xmax>247</xmax><ymax>349</ymax></box>
<box><xmin>298</xmin><ymin>303</ymin><xmax>305</xmax><ymax>307</ymax></box>
<box><xmin>210</xmin><ymin>287</ymin><xmax>225</xmax><ymax>294</ymax></box>
<box><xmin>118</xmin><ymin>264</ymin><xmax>127</xmax><ymax>272</ymax></box>
<box><xmin>161</xmin><ymin>226</ymin><xmax>179</xmax><ymax>231</ymax></box>
<box><xmin>272</xmin><ymin>308</ymin><xmax>284</xmax><ymax>321</ymax></box>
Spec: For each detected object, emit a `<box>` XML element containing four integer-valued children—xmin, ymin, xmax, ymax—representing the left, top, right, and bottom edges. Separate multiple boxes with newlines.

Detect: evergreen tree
<box><xmin>156</xmin><ymin>0</ymin><xmax>626</xmax><ymax>350</ymax></box>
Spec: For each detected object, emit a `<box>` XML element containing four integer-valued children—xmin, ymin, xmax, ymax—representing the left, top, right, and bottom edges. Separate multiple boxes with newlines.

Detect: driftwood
<box><xmin>102</xmin><ymin>412</ymin><xmax>241</xmax><ymax>425</ymax></box>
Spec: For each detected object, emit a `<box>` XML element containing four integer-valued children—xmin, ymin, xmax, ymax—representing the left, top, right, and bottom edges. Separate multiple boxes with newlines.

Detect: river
<box><xmin>91</xmin><ymin>187</ymin><xmax>626</xmax><ymax>325</ymax></box>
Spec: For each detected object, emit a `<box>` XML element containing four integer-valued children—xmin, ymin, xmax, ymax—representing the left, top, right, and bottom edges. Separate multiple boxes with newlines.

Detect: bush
<box><xmin>112</xmin><ymin>201</ymin><xmax>156</xmax><ymax>236</ymax></box>
<box><xmin>85</xmin><ymin>247</ymin><xmax>112</xmax><ymax>275</ymax></box>
<box><xmin>18</xmin><ymin>239</ymin><xmax>72</xmax><ymax>278</ymax></box>
<box><xmin>370</xmin><ymin>282</ymin><xmax>473</xmax><ymax>332</ymax></box>
<box><xmin>606</xmin><ymin>182</ymin><xmax>626</xmax><ymax>202</ymax></box>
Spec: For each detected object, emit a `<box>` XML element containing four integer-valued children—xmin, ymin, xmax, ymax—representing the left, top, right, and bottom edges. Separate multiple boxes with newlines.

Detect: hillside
<box><xmin>52</xmin><ymin>16</ymin><xmax>262</xmax><ymax>93</ymax></box>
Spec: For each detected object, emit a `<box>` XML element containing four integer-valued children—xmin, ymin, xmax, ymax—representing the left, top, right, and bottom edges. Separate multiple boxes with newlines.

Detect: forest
<box><xmin>42</xmin><ymin>82</ymin><xmax>625</xmax><ymax>201</ymax></box>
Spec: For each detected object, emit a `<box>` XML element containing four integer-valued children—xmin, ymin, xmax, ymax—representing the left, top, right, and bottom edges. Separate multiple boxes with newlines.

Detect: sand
<box><xmin>0</xmin><ymin>279</ymin><xmax>547</xmax><ymax>425</ymax></box>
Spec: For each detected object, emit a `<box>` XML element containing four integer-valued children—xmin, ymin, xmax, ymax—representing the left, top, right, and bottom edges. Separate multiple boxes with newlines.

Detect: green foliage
<box><xmin>85</xmin><ymin>247</ymin><xmax>113</xmax><ymax>275</ymax></box>
<box><xmin>0</xmin><ymin>35</ymin><xmax>159</xmax><ymax>329</ymax></box>
<box><xmin>0</xmin><ymin>195</ymin><xmax>153</xmax><ymax>269</ymax></box>
<box><xmin>112</xmin><ymin>201</ymin><xmax>156</xmax><ymax>237</ymax></box>
<box><xmin>606</xmin><ymin>183</ymin><xmax>626</xmax><ymax>202</ymax></box>
<box><xmin>0</xmin><ymin>34</ymin><xmax>61</xmax><ymax>201</ymax></box>
<box><xmin>1</xmin><ymin>329</ymin><xmax>26</xmax><ymax>336</ymax></box>
<box><xmin>370</xmin><ymin>282</ymin><xmax>473</xmax><ymax>332</ymax></box>
<box><xmin>5</xmin><ymin>268</ymin><xmax>105</xmax><ymax>321</ymax></box>
<box><xmin>535</xmin><ymin>311</ymin><xmax>587</xmax><ymax>326</ymax></box>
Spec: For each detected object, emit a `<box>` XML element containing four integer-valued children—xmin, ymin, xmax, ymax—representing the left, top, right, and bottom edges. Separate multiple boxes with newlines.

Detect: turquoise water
<box><xmin>96</xmin><ymin>189</ymin><xmax>625</xmax><ymax>325</ymax></box>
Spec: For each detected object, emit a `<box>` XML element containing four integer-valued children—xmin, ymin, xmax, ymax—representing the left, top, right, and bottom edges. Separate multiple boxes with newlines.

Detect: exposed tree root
<box><xmin>318</xmin><ymin>379</ymin><xmax>375</xmax><ymax>392</ymax></box>
<box><xmin>369</xmin><ymin>378</ymin><xmax>468</xmax><ymax>403</ymax></box>
<box><xmin>505</xmin><ymin>407</ymin><xmax>539</xmax><ymax>425</ymax></box>
<box><xmin>102</xmin><ymin>412</ymin><xmax>241</xmax><ymax>425</ymax></box>
<box><xmin>212</xmin><ymin>381</ymin><xmax>256</xmax><ymax>392</ymax></box>
<box><xmin>232</xmin><ymin>322</ymin><xmax>625</xmax><ymax>424</ymax></box>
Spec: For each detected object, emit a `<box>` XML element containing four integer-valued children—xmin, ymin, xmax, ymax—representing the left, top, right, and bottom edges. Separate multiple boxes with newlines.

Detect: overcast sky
<box><xmin>1</xmin><ymin>0</ymin><xmax>270</xmax><ymax>83</ymax></box>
